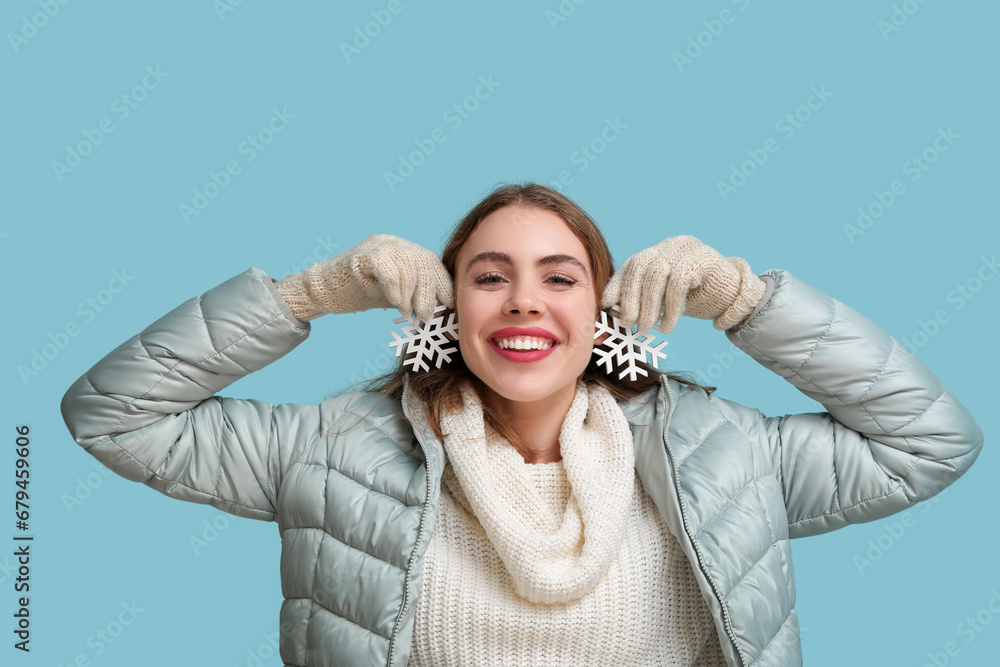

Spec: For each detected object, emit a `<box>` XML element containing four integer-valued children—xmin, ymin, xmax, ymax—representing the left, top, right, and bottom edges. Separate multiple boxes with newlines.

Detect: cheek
<box><xmin>455</xmin><ymin>288</ymin><xmax>506</xmax><ymax>322</ymax></box>
<box><xmin>454</xmin><ymin>296</ymin><xmax>488</xmax><ymax>344</ymax></box>
<box><xmin>567</xmin><ymin>307</ymin><xmax>599</xmax><ymax>346</ymax></box>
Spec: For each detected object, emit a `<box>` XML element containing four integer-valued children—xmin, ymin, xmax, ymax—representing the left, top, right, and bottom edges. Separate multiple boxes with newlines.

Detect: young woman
<box><xmin>61</xmin><ymin>183</ymin><xmax>982</xmax><ymax>666</ymax></box>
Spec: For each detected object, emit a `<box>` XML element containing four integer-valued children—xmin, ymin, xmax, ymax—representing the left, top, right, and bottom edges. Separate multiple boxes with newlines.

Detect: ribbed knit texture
<box><xmin>409</xmin><ymin>380</ymin><xmax>727</xmax><ymax>665</ymax></box>
<box><xmin>601</xmin><ymin>235</ymin><xmax>767</xmax><ymax>334</ymax></box>
<box><xmin>274</xmin><ymin>234</ymin><xmax>453</xmax><ymax>322</ymax></box>
<box><xmin>440</xmin><ymin>379</ymin><xmax>636</xmax><ymax>604</ymax></box>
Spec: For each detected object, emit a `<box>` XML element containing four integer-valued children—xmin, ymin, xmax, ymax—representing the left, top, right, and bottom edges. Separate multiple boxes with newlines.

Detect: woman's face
<box><xmin>453</xmin><ymin>205</ymin><xmax>599</xmax><ymax>411</ymax></box>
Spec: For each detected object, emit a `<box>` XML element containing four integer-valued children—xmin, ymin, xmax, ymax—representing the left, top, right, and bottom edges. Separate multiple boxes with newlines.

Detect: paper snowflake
<box><xmin>389</xmin><ymin>304</ymin><xmax>460</xmax><ymax>372</ymax></box>
<box><xmin>593</xmin><ymin>310</ymin><xmax>668</xmax><ymax>381</ymax></box>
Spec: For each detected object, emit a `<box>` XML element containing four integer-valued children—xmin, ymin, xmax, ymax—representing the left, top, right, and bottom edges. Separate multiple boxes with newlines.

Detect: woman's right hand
<box><xmin>276</xmin><ymin>234</ymin><xmax>454</xmax><ymax>323</ymax></box>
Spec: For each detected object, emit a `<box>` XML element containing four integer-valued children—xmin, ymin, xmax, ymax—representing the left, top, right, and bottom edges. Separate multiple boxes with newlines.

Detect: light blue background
<box><xmin>3</xmin><ymin>1</ymin><xmax>998</xmax><ymax>665</ymax></box>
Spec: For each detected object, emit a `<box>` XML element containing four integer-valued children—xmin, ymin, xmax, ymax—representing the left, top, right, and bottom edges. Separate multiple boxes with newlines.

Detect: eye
<box><xmin>474</xmin><ymin>271</ymin><xmax>505</xmax><ymax>285</ymax></box>
<box><xmin>473</xmin><ymin>272</ymin><xmax>578</xmax><ymax>286</ymax></box>
<box><xmin>547</xmin><ymin>273</ymin><xmax>576</xmax><ymax>286</ymax></box>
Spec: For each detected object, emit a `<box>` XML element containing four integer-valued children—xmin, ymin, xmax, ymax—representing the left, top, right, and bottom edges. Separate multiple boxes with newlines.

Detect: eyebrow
<box><xmin>464</xmin><ymin>250</ymin><xmax>590</xmax><ymax>277</ymax></box>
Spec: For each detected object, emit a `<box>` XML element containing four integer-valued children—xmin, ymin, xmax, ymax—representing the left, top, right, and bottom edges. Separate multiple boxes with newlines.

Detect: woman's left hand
<box><xmin>601</xmin><ymin>235</ymin><xmax>767</xmax><ymax>334</ymax></box>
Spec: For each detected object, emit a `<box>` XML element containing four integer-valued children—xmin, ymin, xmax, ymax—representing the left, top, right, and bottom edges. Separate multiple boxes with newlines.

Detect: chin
<box><xmin>478</xmin><ymin>373</ymin><xmax>580</xmax><ymax>407</ymax></box>
<box><xmin>467</xmin><ymin>355</ymin><xmax>590</xmax><ymax>406</ymax></box>
<box><xmin>494</xmin><ymin>386</ymin><xmax>555</xmax><ymax>404</ymax></box>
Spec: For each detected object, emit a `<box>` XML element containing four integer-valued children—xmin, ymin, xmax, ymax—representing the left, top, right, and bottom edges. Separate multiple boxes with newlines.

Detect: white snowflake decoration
<box><xmin>593</xmin><ymin>310</ymin><xmax>668</xmax><ymax>381</ymax></box>
<box><xmin>389</xmin><ymin>304</ymin><xmax>460</xmax><ymax>372</ymax></box>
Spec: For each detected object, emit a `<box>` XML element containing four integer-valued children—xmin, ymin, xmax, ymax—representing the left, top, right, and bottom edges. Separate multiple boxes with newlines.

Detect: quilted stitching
<box><xmin>59</xmin><ymin>267</ymin><xmax>982</xmax><ymax>667</ymax></box>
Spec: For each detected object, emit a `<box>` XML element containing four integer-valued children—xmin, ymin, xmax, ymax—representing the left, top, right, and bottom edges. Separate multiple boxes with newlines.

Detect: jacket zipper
<box><xmin>386</xmin><ymin>387</ymin><xmax>437</xmax><ymax>667</ymax></box>
<box><xmin>660</xmin><ymin>379</ymin><xmax>746</xmax><ymax>667</ymax></box>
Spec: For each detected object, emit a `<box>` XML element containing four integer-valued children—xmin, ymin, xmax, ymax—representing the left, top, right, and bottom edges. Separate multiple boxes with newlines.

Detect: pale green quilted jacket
<box><xmin>60</xmin><ymin>267</ymin><xmax>983</xmax><ymax>666</ymax></box>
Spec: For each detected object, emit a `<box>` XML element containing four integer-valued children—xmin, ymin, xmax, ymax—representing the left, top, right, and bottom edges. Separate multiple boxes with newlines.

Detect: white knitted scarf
<box><xmin>439</xmin><ymin>379</ymin><xmax>636</xmax><ymax>604</ymax></box>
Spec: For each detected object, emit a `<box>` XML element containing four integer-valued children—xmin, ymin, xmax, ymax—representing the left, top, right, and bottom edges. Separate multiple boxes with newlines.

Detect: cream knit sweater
<box><xmin>408</xmin><ymin>380</ymin><xmax>727</xmax><ymax>666</ymax></box>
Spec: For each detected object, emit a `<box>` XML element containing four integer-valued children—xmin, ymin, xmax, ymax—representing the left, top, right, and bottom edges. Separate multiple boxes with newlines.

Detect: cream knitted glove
<box><xmin>275</xmin><ymin>234</ymin><xmax>454</xmax><ymax>323</ymax></box>
<box><xmin>601</xmin><ymin>235</ymin><xmax>766</xmax><ymax>334</ymax></box>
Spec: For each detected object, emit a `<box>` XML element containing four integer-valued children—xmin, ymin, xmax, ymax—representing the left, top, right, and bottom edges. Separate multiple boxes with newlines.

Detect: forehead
<box><xmin>457</xmin><ymin>206</ymin><xmax>590</xmax><ymax>271</ymax></box>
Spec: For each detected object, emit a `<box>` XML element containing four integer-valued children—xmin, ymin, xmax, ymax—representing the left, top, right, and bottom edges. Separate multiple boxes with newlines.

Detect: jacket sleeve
<box><xmin>721</xmin><ymin>269</ymin><xmax>983</xmax><ymax>538</ymax></box>
<box><xmin>59</xmin><ymin>267</ymin><xmax>316</xmax><ymax>522</ymax></box>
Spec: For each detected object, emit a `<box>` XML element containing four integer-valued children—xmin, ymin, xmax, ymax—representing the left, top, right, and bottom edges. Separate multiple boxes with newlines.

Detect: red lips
<box><xmin>487</xmin><ymin>327</ymin><xmax>559</xmax><ymax>363</ymax></box>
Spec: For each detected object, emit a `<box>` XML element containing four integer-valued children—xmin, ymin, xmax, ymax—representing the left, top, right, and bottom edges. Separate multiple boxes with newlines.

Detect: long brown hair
<box><xmin>340</xmin><ymin>181</ymin><xmax>713</xmax><ymax>458</ymax></box>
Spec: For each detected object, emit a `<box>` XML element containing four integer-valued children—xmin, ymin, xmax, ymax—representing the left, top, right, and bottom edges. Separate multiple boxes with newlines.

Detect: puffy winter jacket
<box><xmin>60</xmin><ymin>267</ymin><xmax>983</xmax><ymax>667</ymax></box>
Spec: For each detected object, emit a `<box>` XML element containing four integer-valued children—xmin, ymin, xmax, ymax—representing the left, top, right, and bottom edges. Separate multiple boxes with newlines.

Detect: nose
<box><xmin>504</xmin><ymin>280</ymin><xmax>544</xmax><ymax>316</ymax></box>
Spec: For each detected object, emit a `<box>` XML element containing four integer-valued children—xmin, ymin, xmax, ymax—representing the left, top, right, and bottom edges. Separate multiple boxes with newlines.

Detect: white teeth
<box><xmin>493</xmin><ymin>336</ymin><xmax>555</xmax><ymax>350</ymax></box>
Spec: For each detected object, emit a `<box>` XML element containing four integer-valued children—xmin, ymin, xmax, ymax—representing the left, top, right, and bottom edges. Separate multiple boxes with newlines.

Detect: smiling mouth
<box><xmin>490</xmin><ymin>336</ymin><xmax>556</xmax><ymax>351</ymax></box>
